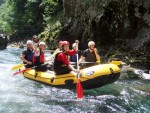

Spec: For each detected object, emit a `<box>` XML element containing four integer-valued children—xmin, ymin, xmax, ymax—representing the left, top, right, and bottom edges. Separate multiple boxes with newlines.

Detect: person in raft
<box><xmin>53</xmin><ymin>41</ymin><xmax>79</xmax><ymax>75</ymax></box>
<box><xmin>32</xmin><ymin>35</ymin><xmax>39</xmax><ymax>47</ymax></box>
<box><xmin>70</xmin><ymin>40</ymin><xmax>82</xmax><ymax>63</ymax></box>
<box><xmin>49</xmin><ymin>41</ymin><xmax>63</xmax><ymax>61</ymax></box>
<box><xmin>20</xmin><ymin>40</ymin><xmax>34</xmax><ymax>68</ymax></box>
<box><xmin>79</xmin><ymin>41</ymin><xmax>101</xmax><ymax>67</ymax></box>
<box><xmin>33</xmin><ymin>41</ymin><xmax>49</xmax><ymax>72</ymax></box>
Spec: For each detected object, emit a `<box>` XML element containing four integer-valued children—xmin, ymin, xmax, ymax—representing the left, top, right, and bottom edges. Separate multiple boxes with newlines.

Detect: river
<box><xmin>0</xmin><ymin>47</ymin><xmax>150</xmax><ymax>113</ymax></box>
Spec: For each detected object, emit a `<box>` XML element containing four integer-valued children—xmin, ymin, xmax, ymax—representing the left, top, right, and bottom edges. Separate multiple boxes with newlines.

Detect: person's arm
<box><xmin>66</xmin><ymin>50</ymin><xmax>77</xmax><ymax>56</ymax></box>
<box><xmin>79</xmin><ymin>50</ymin><xmax>86</xmax><ymax>62</ymax></box>
<box><xmin>34</xmin><ymin>48</ymin><xmax>40</xmax><ymax>56</ymax></box>
<box><xmin>49</xmin><ymin>48</ymin><xmax>59</xmax><ymax>61</ymax></box>
<box><xmin>68</xmin><ymin>64</ymin><xmax>77</xmax><ymax>72</ymax></box>
<box><xmin>68</xmin><ymin>55</ymin><xmax>70</xmax><ymax>61</ymax></box>
<box><xmin>58</xmin><ymin>53</ymin><xmax>78</xmax><ymax>72</ymax></box>
<box><xmin>52</xmin><ymin>49</ymin><xmax>59</xmax><ymax>57</ymax></box>
<box><xmin>79</xmin><ymin>55</ymin><xmax>85</xmax><ymax>62</ymax></box>
<box><xmin>94</xmin><ymin>48</ymin><xmax>101</xmax><ymax>63</ymax></box>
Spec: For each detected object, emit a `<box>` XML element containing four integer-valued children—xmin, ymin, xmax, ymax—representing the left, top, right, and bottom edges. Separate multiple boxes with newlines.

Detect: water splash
<box><xmin>0</xmin><ymin>47</ymin><xmax>150</xmax><ymax>113</ymax></box>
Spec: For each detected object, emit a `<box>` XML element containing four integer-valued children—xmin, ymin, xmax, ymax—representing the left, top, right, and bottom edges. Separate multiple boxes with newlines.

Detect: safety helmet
<box><xmin>88</xmin><ymin>41</ymin><xmax>95</xmax><ymax>47</ymax></box>
<box><xmin>26</xmin><ymin>40</ymin><xmax>33</xmax><ymax>45</ymax></box>
<box><xmin>39</xmin><ymin>42</ymin><xmax>46</xmax><ymax>46</ymax></box>
<box><xmin>62</xmin><ymin>41</ymin><xmax>70</xmax><ymax>46</ymax></box>
<box><xmin>59</xmin><ymin>41</ymin><xmax>63</xmax><ymax>45</ymax></box>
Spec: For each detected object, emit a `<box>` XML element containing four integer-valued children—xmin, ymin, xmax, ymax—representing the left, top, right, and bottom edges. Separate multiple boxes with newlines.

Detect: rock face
<box><xmin>62</xmin><ymin>0</ymin><xmax>150</xmax><ymax>47</ymax></box>
<box><xmin>62</xmin><ymin>0</ymin><xmax>150</xmax><ymax>69</ymax></box>
<box><xmin>0</xmin><ymin>34</ymin><xmax>8</xmax><ymax>50</ymax></box>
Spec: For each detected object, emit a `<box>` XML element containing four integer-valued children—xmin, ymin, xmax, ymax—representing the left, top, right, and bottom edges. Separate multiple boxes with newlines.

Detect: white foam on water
<box><xmin>134</xmin><ymin>70</ymin><xmax>150</xmax><ymax>80</ymax></box>
<box><xmin>142</xmin><ymin>72</ymin><xmax>150</xmax><ymax>80</ymax></box>
<box><xmin>0</xmin><ymin>64</ymin><xmax>16</xmax><ymax>69</ymax></box>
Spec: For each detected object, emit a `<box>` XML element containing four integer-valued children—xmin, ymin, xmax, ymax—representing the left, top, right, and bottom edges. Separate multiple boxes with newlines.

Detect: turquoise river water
<box><xmin>0</xmin><ymin>47</ymin><xmax>150</xmax><ymax>113</ymax></box>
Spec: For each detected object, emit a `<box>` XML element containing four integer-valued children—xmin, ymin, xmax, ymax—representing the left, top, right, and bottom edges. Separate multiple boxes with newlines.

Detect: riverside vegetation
<box><xmin>0</xmin><ymin>0</ymin><xmax>150</xmax><ymax>69</ymax></box>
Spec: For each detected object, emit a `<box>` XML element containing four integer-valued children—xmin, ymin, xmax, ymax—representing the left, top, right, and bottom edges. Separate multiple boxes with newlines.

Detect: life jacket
<box><xmin>84</xmin><ymin>49</ymin><xmax>97</xmax><ymax>62</ymax></box>
<box><xmin>53</xmin><ymin>52</ymin><xmax>66</xmax><ymax>71</ymax></box>
<box><xmin>24</xmin><ymin>48</ymin><xmax>34</xmax><ymax>64</ymax></box>
<box><xmin>33</xmin><ymin>49</ymin><xmax>45</xmax><ymax>66</ymax></box>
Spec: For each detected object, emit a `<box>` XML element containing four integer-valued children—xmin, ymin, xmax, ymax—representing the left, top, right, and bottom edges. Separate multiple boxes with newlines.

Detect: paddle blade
<box><xmin>11</xmin><ymin>64</ymin><xmax>24</xmax><ymax>71</ymax></box>
<box><xmin>13</xmin><ymin>68</ymin><xmax>30</xmax><ymax>76</ymax></box>
<box><xmin>76</xmin><ymin>79</ymin><xmax>84</xmax><ymax>99</ymax></box>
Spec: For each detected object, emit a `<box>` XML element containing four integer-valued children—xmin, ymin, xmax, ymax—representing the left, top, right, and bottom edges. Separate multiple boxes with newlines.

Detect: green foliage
<box><xmin>0</xmin><ymin>0</ymin><xmax>44</xmax><ymax>37</ymax></box>
<box><xmin>38</xmin><ymin>0</ymin><xmax>63</xmax><ymax>48</ymax></box>
<box><xmin>0</xmin><ymin>1</ymin><xmax>13</xmax><ymax>33</ymax></box>
<box><xmin>0</xmin><ymin>0</ymin><xmax>63</xmax><ymax>45</ymax></box>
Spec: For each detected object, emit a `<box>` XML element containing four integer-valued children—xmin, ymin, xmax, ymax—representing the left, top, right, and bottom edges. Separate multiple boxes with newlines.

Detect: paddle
<box><xmin>76</xmin><ymin>43</ymin><xmax>84</xmax><ymax>99</ymax></box>
<box><xmin>12</xmin><ymin>63</ymin><xmax>53</xmax><ymax>76</ymax></box>
<box><xmin>13</xmin><ymin>68</ymin><xmax>30</xmax><ymax>76</ymax></box>
<box><xmin>11</xmin><ymin>57</ymin><xmax>53</xmax><ymax>71</ymax></box>
<box><xmin>11</xmin><ymin>64</ymin><xmax>24</xmax><ymax>71</ymax></box>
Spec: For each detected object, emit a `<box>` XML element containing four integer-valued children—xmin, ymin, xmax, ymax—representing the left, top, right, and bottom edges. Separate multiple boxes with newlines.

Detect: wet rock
<box><xmin>0</xmin><ymin>35</ymin><xmax>8</xmax><ymax>50</ymax></box>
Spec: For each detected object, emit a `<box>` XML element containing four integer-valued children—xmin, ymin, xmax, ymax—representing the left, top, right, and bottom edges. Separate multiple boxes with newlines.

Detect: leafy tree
<box><xmin>0</xmin><ymin>1</ymin><xmax>12</xmax><ymax>33</ymax></box>
<box><xmin>0</xmin><ymin>0</ymin><xmax>44</xmax><ymax>37</ymax></box>
<box><xmin>0</xmin><ymin>0</ymin><xmax>63</xmax><ymax>45</ymax></box>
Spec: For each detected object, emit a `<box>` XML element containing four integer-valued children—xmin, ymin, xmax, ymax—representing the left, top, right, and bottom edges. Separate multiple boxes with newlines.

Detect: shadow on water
<box><xmin>0</xmin><ymin>47</ymin><xmax>150</xmax><ymax>113</ymax></box>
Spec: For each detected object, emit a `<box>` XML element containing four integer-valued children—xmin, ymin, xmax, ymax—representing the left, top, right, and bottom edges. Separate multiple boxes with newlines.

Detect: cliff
<box><xmin>61</xmin><ymin>0</ymin><xmax>150</xmax><ymax>69</ymax></box>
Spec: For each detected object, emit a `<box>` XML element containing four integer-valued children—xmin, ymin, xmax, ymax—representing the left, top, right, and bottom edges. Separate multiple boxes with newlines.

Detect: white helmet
<box><xmin>26</xmin><ymin>40</ymin><xmax>33</xmax><ymax>45</ymax></box>
<box><xmin>88</xmin><ymin>41</ymin><xmax>95</xmax><ymax>47</ymax></box>
<box><xmin>39</xmin><ymin>42</ymin><xmax>46</xmax><ymax>46</ymax></box>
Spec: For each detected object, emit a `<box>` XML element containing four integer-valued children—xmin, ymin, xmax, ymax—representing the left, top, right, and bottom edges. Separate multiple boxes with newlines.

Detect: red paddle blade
<box><xmin>13</xmin><ymin>68</ymin><xmax>30</xmax><ymax>76</ymax></box>
<box><xmin>76</xmin><ymin>79</ymin><xmax>84</xmax><ymax>99</ymax></box>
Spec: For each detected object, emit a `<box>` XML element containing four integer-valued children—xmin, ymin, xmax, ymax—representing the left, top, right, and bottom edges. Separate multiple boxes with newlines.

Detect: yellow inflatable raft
<box><xmin>22</xmin><ymin>64</ymin><xmax>120</xmax><ymax>89</ymax></box>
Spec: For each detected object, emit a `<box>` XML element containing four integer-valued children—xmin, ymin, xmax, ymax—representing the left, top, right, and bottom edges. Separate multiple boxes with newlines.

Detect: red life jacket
<box><xmin>33</xmin><ymin>50</ymin><xmax>45</xmax><ymax>63</ymax></box>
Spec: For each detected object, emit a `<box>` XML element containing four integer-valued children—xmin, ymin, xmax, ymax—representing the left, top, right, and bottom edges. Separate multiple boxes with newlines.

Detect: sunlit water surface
<box><xmin>0</xmin><ymin>47</ymin><xmax>150</xmax><ymax>113</ymax></box>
